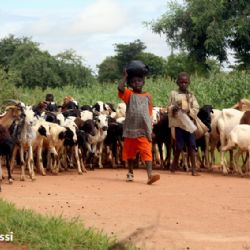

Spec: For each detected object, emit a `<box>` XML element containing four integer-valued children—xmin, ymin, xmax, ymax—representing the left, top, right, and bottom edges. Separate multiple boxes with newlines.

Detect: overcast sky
<box><xmin>0</xmin><ymin>0</ymin><xmax>174</xmax><ymax>73</ymax></box>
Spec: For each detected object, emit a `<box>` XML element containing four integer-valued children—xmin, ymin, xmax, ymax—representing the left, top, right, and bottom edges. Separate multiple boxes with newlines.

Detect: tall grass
<box><xmin>0</xmin><ymin>199</ymin><xmax>135</xmax><ymax>250</ymax></box>
<box><xmin>0</xmin><ymin>71</ymin><xmax>249</xmax><ymax>109</ymax></box>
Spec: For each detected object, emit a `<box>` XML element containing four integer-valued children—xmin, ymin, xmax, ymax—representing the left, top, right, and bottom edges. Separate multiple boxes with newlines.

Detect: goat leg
<box><xmin>0</xmin><ymin>156</ymin><xmax>2</xmax><ymax>192</ymax></box>
<box><xmin>20</xmin><ymin>146</ymin><xmax>26</xmax><ymax>181</ymax></box>
<box><xmin>37</xmin><ymin>143</ymin><xmax>46</xmax><ymax>176</ymax></box>
<box><xmin>74</xmin><ymin>145</ymin><xmax>83</xmax><ymax>175</ymax></box>
<box><xmin>27</xmin><ymin>145</ymin><xmax>35</xmax><ymax>180</ymax></box>
<box><xmin>6</xmin><ymin>155</ymin><xmax>13</xmax><ymax>184</ymax></box>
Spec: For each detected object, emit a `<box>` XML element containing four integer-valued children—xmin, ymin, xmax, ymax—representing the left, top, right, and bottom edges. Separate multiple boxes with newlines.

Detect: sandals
<box><xmin>147</xmin><ymin>174</ymin><xmax>160</xmax><ymax>185</ymax></box>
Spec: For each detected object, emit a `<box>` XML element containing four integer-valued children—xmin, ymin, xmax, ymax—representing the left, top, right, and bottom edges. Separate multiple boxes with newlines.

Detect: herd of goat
<box><xmin>0</xmin><ymin>96</ymin><xmax>250</xmax><ymax>192</ymax></box>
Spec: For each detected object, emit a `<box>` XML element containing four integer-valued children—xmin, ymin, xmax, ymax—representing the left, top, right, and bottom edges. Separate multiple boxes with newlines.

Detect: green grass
<box><xmin>1</xmin><ymin>71</ymin><xmax>249</xmax><ymax>110</ymax></box>
<box><xmin>0</xmin><ymin>199</ymin><xmax>135</xmax><ymax>250</ymax></box>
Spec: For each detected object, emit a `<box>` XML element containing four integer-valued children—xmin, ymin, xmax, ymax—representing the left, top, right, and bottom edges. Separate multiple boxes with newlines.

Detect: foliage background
<box><xmin>1</xmin><ymin>69</ymin><xmax>249</xmax><ymax>110</ymax></box>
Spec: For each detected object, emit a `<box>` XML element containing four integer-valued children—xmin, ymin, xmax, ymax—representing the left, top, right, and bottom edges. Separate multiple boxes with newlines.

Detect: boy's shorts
<box><xmin>175</xmin><ymin>127</ymin><xmax>196</xmax><ymax>150</ymax></box>
<box><xmin>122</xmin><ymin>137</ymin><xmax>152</xmax><ymax>161</ymax></box>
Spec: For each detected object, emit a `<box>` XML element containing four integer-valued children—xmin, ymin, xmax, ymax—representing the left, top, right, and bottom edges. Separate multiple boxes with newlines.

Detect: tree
<box><xmin>227</xmin><ymin>1</ymin><xmax>250</xmax><ymax>70</ymax></box>
<box><xmin>0</xmin><ymin>35</ymin><xmax>96</xmax><ymax>88</ymax></box>
<box><xmin>0</xmin><ymin>35</ymin><xmax>40</xmax><ymax>72</ymax></box>
<box><xmin>0</xmin><ymin>66</ymin><xmax>21</xmax><ymax>103</ymax></box>
<box><xmin>138</xmin><ymin>52</ymin><xmax>167</xmax><ymax>78</ymax></box>
<box><xmin>15</xmin><ymin>52</ymin><xmax>61</xmax><ymax>89</ymax></box>
<box><xmin>97</xmin><ymin>40</ymin><xmax>168</xmax><ymax>82</ymax></box>
<box><xmin>165</xmin><ymin>53</ymin><xmax>190</xmax><ymax>79</ymax></box>
<box><xmin>148</xmin><ymin>0</ymin><xmax>250</xmax><ymax>72</ymax></box>
<box><xmin>165</xmin><ymin>52</ymin><xmax>220</xmax><ymax>79</ymax></box>
<box><xmin>115</xmin><ymin>39</ymin><xmax>146</xmax><ymax>73</ymax></box>
<box><xmin>97</xmin><ymin>56</ymin><xmax>120</xmax><ymax>83</ymax></box>
<box><xmin>55</xmin><ymin>49</ymin><xmax>95</xmax><ymax>87</ymax></box>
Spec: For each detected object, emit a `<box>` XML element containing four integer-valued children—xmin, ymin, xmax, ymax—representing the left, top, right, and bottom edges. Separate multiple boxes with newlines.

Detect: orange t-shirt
<box><xmin>118</xmin><ymin>88</ymin><xmax>153</xmax><ymax>140</ymax></box>
<box><xmin>118</xmin><ymin>88</ymin><xmax>152</xmax><ymax>115</ymax></box>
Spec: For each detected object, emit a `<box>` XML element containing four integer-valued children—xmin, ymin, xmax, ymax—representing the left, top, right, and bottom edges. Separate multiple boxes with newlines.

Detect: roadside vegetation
<box><xmin>0</xmin><ymin>199</ymin><xmax>135</xmax><ymax>250</ymax></box>
<box><xmin>1</xmin><ymin>70</ymin><xmax>249</xmax><ymax>110</ymax></box>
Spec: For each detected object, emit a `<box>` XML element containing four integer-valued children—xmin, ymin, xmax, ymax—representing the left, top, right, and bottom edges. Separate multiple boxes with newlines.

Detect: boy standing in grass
<box><xmin>118</xmin><ymin>69</ymin><xmax>160</xmax><ymax>185</ymax></box>
<box><xmin>168</xmin><ymin>72</ymin><xmax>200</xmax><ymax>176</ymax></box>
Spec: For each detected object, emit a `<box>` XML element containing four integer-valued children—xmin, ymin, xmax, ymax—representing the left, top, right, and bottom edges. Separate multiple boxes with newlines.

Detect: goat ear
<box><xmin>58</xmin><ymin>131</ymin><xmax>65</xmax><ymax>140</ymax></box>
<box><xmin>38</xmin><ymin>125</ymin><xmax>47</xmax><ymax>137</ymax></box>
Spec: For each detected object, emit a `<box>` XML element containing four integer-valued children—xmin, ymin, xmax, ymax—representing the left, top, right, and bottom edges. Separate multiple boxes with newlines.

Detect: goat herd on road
<box><xmin>0</xmin><ymin>96</ymin><xmax>250</xmax><ymax>192</ymax></box>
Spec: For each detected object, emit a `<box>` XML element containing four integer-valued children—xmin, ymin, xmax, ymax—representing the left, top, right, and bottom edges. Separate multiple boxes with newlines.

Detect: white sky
<box><xmin>0</xmin><ymin>0</ymin><xmax>172</xmax><ymax>73</ymax></box>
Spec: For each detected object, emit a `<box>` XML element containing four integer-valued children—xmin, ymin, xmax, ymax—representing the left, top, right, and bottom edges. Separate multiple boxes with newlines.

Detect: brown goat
<box><xmin>240</xmin><ymin>110</ymin><xmax>250</xmax><ymax>125</ymax></box>
<box><xmin>232</xmin><ymin>99</ymin><xmax>250</xmax><ymax>111</ymax></box>
<box><xmin>0</xmin><ymin>105</ymin><xmax>23</xmax><ymax>128</ymax></box>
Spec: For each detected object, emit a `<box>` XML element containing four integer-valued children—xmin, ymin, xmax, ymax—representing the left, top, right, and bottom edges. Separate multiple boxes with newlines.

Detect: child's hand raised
<box><xmin>123</xmin><ymin>68</ymin><xmax>128</xmax><ymax>79</ymax></box>
<box><xmin>118</xmin><ymin>68</ymin><xmax>128</xmax><ymax>92</ymax></box>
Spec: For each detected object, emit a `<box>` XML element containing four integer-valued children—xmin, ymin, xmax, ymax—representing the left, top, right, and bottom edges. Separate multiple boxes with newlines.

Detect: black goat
<box><xmin>62</xmin><ymin>109</ymin><xmax>81</xmax><ymax>118</ymax></box>
<box><xmin>197</xmin><ymin>105</ymin><xmax>213</xmax><ymax>132</ymax></box>
<box><xmin>152</xmin><ymin>112</ymin><xmax>172</xmax><ymax>169</ymax></box>
<box><xmin>80</xmin><ymin>105</ymin><xmax>93</xmax><ymax>111</ymax></box>
<box><xmin>104</xmin><ymin>121</ymin><xmax>123</xmax><ymax>167</ymax></box>
<box><xmin>196</xmin><ymin>105</ymin><xmax>214</xmax><ymax>168</ymax></box>
<box><xmin>76</xmin><ymin>129</ymin><xmax>89</xmax><ymax>171</ymax></box>
<box><xmin>61</xmin><ymin>101</ymin><xmax>79</xmax><ymax>112</ymax></box>
<box><xmin>0</xmin><ymin>125</ymin><xmax>15</xmax><ymax>191</ymax></box>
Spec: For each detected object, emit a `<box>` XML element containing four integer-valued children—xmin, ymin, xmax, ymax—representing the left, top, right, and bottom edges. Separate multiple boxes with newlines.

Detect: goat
<box><xmin>217</xmin><ymin>109</ymin><xmax>244</xmax><ymax>174</ymax></box>
<box><xmin>10</xmin><ymin>107</ymin><xmax>47</xmax><ymax>180</ymax></box>
<box><xmin>92</xmin><ymin>101</ymin><xmax>116</xmax><ymax>115</ymax></box>
<box><xmin>60</xmin><ymin>96</ymin><xmax>78</xmax><ymax>112</ymax></box>
<box><xmin>232</xmin><ymin>99</ymin><xmax>250</xmax><ymax>111</ymax></box>
<box><xmin>0</xmin><ymin>105</ymin><xmax>23</xmax><ymax>128</ymax></box>
<box><xmin>208</xmin><ymin>109</ymin><xmax>222</xmax><ymax>167</ymax></box>
<box><xmin>81</xmin><ymin>115</ymin><xmax>108</xmax><ymax>170</ymax></box>
<box><xmin>32</xmin><ymin>101</ymin><xmax>47</xmax><ymax>116</ymax></box>
<box><xmin>104</xmin><ymin>119</ymin><xmax>123</xmax><ymax>167</ymax></box>
<box><xmin>0</xmin><ymin>125</ymin><xmax>15</xmax><ymax>191</ymax></box>
<box><xmin>152</xmin><ymin>111</ymin><xmax>172</xmax><ymax>169</ymax></box>
<box><xmin>195</xmin><ymin>105</ymin><xmax>214</xmax><ymax>169</ymax></box>
<box><xmin>55</xmin><ymin>115</ymin><xmax>86</xmax><ymax>174</ymax></box>
<box><xmin>222</xmin><ymin>125</ymin><xmax>250</xmax><ymax>175</ymax></box>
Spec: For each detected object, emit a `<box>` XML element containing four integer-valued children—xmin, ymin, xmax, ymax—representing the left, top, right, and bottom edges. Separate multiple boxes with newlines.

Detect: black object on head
<box><xmin>126</xmin><ymin>60</ymin><xmax>149</xmax><ymax>84</ymax></box>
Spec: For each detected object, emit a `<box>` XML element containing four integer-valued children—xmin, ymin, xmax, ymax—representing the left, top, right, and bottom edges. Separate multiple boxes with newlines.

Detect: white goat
<box><xmin>216</xmin><ymin>108</ymin><xmax>244</xmax><ymax>174</ymax></box>
<box><xmin>222</xmin><ymin>124</ymin><xmax>250</xmax><ymax>175</ymax></box>
<box><xmin>10</xmin><ymin>106</ymin><xmax>42</xmax><ymax>181</ymax></box>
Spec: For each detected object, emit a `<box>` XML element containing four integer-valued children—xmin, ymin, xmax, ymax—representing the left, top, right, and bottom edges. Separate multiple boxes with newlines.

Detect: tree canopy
<box><xmin>0</xmin><ymin>35</ymin><xmax>95</xmax><ymax>89</ymax></box>
<box><xmin>97</xmin><ymin>39</ymin><xmax>167</xmax><ymax>82</ymax></box>
<box><xmin>148</xmin><ymin>0</ymin><xmax>250</xmax><ymax>71</ymax></box>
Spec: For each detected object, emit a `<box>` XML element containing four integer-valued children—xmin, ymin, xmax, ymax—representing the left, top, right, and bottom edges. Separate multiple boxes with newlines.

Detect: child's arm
<box><xmin>118</xmin><ymin>70</ymin><xmax>128</xmax><ymax>93</ymax></box>
<box><xmin>118</xmin><ymin>70</ymin><xmax>132</xmax><ymax>103</ymax></box>
<box><xmin>167</xmin><ymin>91</ymin><xmax>179</xmax><ymax>116</ymax></box>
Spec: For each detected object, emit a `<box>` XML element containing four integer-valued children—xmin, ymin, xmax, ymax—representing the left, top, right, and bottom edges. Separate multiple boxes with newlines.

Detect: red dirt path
<box><xmin>1</xmin><ymin>168</ymin><xmax>250</xmax><ymax>250</ymax></box>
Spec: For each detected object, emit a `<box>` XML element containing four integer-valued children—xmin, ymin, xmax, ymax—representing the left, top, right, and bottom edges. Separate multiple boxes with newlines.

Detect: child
<box><xmin>168</xmin><ymin>72</ymin><xmax>200</xmax><ymax>176</ymax></box>
<box><xmin>118</xmin><ymin>70</ymin><xmax>160</xmax><ymax>185</ymax></box>
<box><xmin>45</xmin><ymin>93</ymin><xmax>58</xmax><ymax>112</ymax></box>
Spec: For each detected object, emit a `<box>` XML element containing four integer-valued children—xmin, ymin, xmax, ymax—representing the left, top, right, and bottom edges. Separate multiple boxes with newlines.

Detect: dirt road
<box><xmin>1</xmin><ymin>168</ymin><xmax>250</xmax><ymax>250</ymax></box>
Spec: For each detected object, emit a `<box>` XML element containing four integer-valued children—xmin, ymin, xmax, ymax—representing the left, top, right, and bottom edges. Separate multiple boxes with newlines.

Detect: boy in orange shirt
<box><xmin>118</xmin><ymin>70</ymin><xmax>160</xmax><ymax>185</ymax></box>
